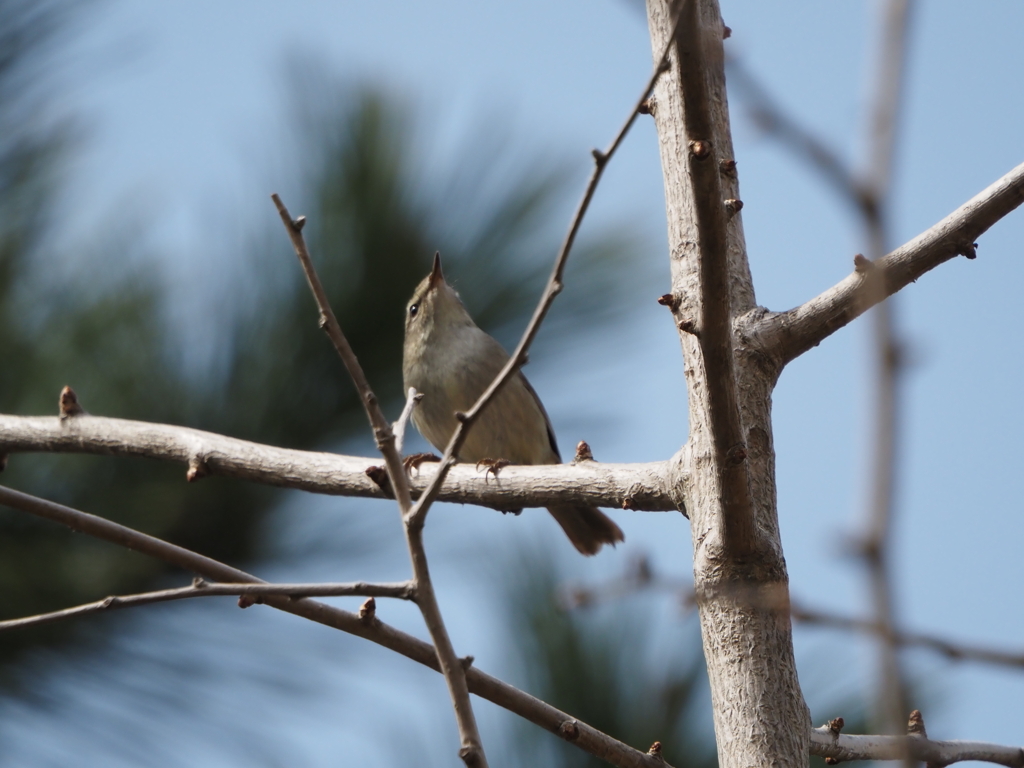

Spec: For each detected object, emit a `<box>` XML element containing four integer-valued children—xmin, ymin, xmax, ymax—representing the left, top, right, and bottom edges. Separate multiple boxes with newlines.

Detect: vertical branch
<box><xmin>727</xmin><ymin>0</ymin><xmax>916</xmax><ymax>743</ymax></box>
<box><xmin>646</xmin><ymin>1</ymin><xmax>810</xmax><ymax>767</ymax></box>
<box><xmin>857</xmin><ymin>0</ymin><xmax>914</xmax><ymax>744</ymax></box>
<box><xmin>671</xmin><ymin>0</ymin><xmax>757</xmax><ymax>559</ymax></box>
<box><xmin>271</xmin><ymin>196</ymin><xmax>489</xmax><ymax>768</ymax></box>
<box><xmin>270</xmin><ymin>196</ymin><xmax>414</xmax><ymax>513</ymax></box>
<box><xmin>660</xmin><ymin>0</ymin><xmax>756</xmax><ymax>561</ymax></box>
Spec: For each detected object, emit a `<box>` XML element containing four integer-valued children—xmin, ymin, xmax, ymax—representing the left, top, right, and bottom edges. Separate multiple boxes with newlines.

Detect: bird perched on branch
<box><xmin>402</xmin><ymin>253</ymin><xmax>624</xmax><ymax>555</ymax></box>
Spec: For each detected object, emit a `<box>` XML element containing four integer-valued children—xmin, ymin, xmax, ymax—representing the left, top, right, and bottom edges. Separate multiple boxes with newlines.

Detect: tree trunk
<box><xmin>646</xmin><ymin>1</ymin><xmax>811</xmax><ymax>766</ymax></box>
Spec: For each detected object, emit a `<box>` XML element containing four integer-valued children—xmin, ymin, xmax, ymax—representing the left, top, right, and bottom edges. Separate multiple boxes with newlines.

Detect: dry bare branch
<box><xmin>0</xmin><ymin>413</ymin><xmax>679</xmax><ymax>511</ymax></box>
<box><xmin>857</xmin><ymin>0</ymin><xmax>914</xmax><ymax>741</ymax></box>
<box><xmin>791</xmin><ymin>604</ymin><xmax>1024</xmax><ymax>670</ymax></box>
<box><xmin>646</xmin><ymin>1</ymin><xmax>811</xmax><ymax>765</ymax></box>
<box><xmin>569</xmin><ymin>564</ymin><xmax>1024</xmax><ymax>672</ymax></box>
<box><xmin>271</xmin><ymin>195</ymin><xmax>486</xmax><ymax>767</ymax></box>
<box><xmin>751</xmin><ymin>160</ymin><xmax>1024</xmax><ymax>365</ymax></box>
<box><xmin>271</xmin><ymin>196</ymin><xmax>414</xmax><ymax>512</ymax></box>
<box><xmin>0</xmin><ymin>484</ymin><xmax>672</xmax><ymax>768</ymax></box>
<box><xmin>564</xmin><ymin>559</ymin><xmax>1024</xmax><ymax>672</ymax></box>
<box><xmin>401</xmin><ymin>9</ymin><xmax>684</xmax><ymax>535</ymax></box>
<box><xmin>727</xmin><ymin>58</ymin><xmax>862</xmax><ymax>209</ymax></box>
<box><xmin>393</xmin><ymin>387</ymin><xmax>423</xmax><ymax>455</ymax></box>
<box><xmin>0</xmin><ymin>579</ymin><xmax>416</xmax><ymax>632</ymax></box>
<box><xmin>809</xmin><ymin>725</ymin><xmax>1024</xmax><ymax>767</ymax></box>
<box><xmin>666</xmin><ymin>0</ymin><xmax>756</xmax><ymax>558</ymax></box>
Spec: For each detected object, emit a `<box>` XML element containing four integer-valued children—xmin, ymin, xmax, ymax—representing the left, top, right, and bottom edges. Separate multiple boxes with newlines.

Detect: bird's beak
<box><xmin>429</xmin><ymin>251</ymin><xmax>444</xmax><ymax>287</ymax></box>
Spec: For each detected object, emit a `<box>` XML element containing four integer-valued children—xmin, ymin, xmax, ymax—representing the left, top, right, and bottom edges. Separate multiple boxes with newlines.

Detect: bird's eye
<box><xmin>409</xmin><ymin>303</ymin><xmax>419</xmax><ymax>318</ymax></box>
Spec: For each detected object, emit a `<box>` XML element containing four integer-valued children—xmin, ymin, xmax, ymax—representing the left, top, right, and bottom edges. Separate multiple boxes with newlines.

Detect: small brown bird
<box><xmin>402</xmin><ymin>254</ymin><xmax>624</xmax><ymax>555</ymax></box>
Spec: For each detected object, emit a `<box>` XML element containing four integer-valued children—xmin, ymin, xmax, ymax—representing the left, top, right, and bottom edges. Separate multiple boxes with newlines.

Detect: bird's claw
<box><xmin>403</xmin><ymin>452</ymin><xmax>441</xmax><ymax>474</ymax></box>
<box><xmin>475</xmin><ymin>458</ymin><xmax>510</xmax><ymax>481</ymax></box>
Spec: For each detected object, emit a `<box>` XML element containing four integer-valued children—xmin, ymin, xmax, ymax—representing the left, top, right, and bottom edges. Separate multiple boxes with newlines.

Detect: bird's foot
<box><xmin>403</xmin><ymin>452</ymin><xmax>441</xmax><ymax>474</ymax></box>
<box><xmin>475</xmin><ymin>457</ymin><xmax>511</xmax><ymax>481</ymax></box>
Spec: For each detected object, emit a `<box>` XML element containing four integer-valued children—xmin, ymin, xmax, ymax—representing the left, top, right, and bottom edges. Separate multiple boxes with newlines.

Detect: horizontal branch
<box><xmin>810</xmin><ymin>726</ymin><xmax>1024</xmax><ymax>767</ymax></box>
<box><xmin>0</xmin><ymin>484</ymin><xmax>671</xmax><ymax>768</ymax></box>
<box><xmin>753</xmin><ymin>160</ymin><xmax>1024</xmax><ymax>364</ymax></box>
<box><xmin>564</xmin><ymin>565</ymin><xmax>1024</xmax><ymax>671</ymax></box>
<box><xmin>792</xmin><ymin>604</ymin><xmax>1024</xmax><ymax>670</ymax></box>
<box><xmin>0</xmin><ymin>579</ymin><xmax>416</xmax><ymax>632</ymax></box>
<box><xmin>0</xmin><ymin>414</ymin><xmax>680</xmax><ymax>512</ymax></box>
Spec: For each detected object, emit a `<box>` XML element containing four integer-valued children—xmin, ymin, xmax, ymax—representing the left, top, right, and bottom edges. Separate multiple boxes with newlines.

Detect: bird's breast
<box><xmin>404</xmin><ymin>329</ymin><xmax>556</xmax><ymax>465</ymax></box>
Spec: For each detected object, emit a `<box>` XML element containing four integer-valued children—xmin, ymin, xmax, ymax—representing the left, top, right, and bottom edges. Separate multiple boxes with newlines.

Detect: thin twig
<box><xmin>393</xmin><ymin>387</ymin><xmax>422</xmax><ymax>455</ymax></box>
<box><xmin>864</xmin><ymin>0</ymin><xmax>915</xmax><ymax>743</ymax></box>
<box><xmin>378</xmin><ymin>39</ymin><xmax>684</xmax><ymax>757</ymax></box>
<box><xmin>0</xmin><ymin>484</ymin><xmax>672</xmax><ymax>768</ymax></box>
<box><xmin>403</xmin><ymin>6</ymin><xmax>684</xmax><ymax>535</ymax></box>
<box><xmin>270</xmin><ymin>195</ymin><xmax>414</xmax><ymax>513</ymax></box>
<box><xmin>791</xmin><ymin>604</ymin><xmax>1024</xmax><ymax>670</ymax></box>
<box><xmin>863</xmin><ymin>0</ymin><xmax>913</xmax><ymax>205</ymax></box>
<box><xmin>271</xmin><ymin>196</ymin><xmax>487</xmax><ymax>767</ymax></box>
<box><xmin>402</xmin><ymin>526</ymin><xmax>485</xmax><ymax>767</ymax></box>
<box><xmin>0</xmin><ymin>579</ymin><xmax>417</xmax><ymax>632</ymax></box>
<box><xmin>565</xmin><ymin>564</ymin><xmax>1024</xmax><ymax>672</ymax></box>
<box><xmin>809</xmin><ymin>724</ymin><xmax>1024</xmax><ymax>768</ymax></box>
<box><xmin>727</xmin><ymin>57</ymin><xmax>865</xmax><ymax>211</ymax></box>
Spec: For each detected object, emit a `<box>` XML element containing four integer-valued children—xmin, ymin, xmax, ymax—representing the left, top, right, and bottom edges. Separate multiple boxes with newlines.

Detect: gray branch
<box><xmin>810</xmin><ymin>727</ymin><xmax>1024</xmax><ymax>768</ymax></box>
<box><xmin>0</xmin><ymin>579</ymin><xmax>416</xmax><ymax>632</ymax></box>
<box><xmin>791</xmin><ymin>603</ymin><xmax>1024</xmax><ymax>670</ymax></box>
<box><xmin>272</xmin><ymin>193</ymin><xmax>486</xmax><ymax>768</ymax></box>
<box><xmin>0</xmin><ymin>484</ymin><xmax>671</xmax><ymax>768</ymax></box>
<box><xmin>0</xmin><ymin>413</ymin><xmax>681</xmax><ymax>512</ymax></box>
<box><xmin>752</xmin><ymin>159</ymin><xmax>1024</xmax><ymax>365</ymax></box>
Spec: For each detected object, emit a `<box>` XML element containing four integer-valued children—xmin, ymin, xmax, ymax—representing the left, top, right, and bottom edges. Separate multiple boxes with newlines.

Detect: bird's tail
<box><xmin>546</xmin><ymin>504</ymin><xmax>624</xmax><ymax>556</ymax></box>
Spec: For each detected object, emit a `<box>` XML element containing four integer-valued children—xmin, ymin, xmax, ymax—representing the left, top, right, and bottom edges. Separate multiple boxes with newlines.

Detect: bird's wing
<box><xmin>518</xmin><ymin>372</ymin><xmax>561</xmax><ymax>463</ymax></box>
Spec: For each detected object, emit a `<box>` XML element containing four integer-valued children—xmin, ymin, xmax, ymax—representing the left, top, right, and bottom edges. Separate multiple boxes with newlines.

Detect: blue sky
<box><xmin>4</xmin><ymin>1</ymin><xmax>1023</xmax><ymax>765</ymax></box>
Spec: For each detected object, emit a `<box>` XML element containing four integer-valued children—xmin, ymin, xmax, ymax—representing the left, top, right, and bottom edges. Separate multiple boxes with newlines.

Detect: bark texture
<box><xmin>0</xmin><ymin>415</ymin><xmax>679</xmax><ymax>511</ymax></box>
<box><xmin>646</xmin><ymin>1</ymin><xmax>810</xmax><ymax>766</ymax></box>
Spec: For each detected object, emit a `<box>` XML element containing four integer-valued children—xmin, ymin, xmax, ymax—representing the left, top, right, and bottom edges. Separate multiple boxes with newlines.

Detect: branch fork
<box><xmin>3</xmin><ymin>3</ymin><xmax>1024</xmax><ymax>766</ymax></box>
